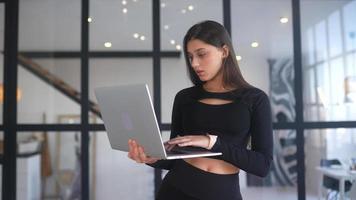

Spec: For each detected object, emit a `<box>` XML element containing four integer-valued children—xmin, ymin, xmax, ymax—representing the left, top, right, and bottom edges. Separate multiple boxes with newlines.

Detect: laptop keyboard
<box><xmin>166</xmin><ymin>146</ymin><xmax>207</xmax><ymax>154</ymax></box>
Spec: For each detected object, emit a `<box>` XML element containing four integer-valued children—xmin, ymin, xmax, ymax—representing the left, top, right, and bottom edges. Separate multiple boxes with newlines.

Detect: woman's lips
<box><xmin>196</xmin><ymin>70</ymin><xmax>204</xmax><ymax>76</ymax></box>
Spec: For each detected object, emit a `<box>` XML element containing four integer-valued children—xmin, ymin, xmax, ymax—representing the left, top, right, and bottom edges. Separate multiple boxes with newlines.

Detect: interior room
<box><xmin>1</xmin><ymin>0</ymin><xmax>356</xmax><ymax>199</ymax></box>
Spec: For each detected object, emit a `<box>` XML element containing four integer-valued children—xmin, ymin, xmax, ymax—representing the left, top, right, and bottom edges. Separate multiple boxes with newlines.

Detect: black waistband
<box><xmin>162</xmin><ymin>160</ymin><xmax>242</xmax><ymax>200</ymax></box>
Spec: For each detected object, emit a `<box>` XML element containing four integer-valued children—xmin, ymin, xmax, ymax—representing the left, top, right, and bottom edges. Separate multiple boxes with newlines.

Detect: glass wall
<box><xmin>17</xmin><ymin>0</ymin><xmax>81</xmax><ymax>124</ymax></box>
<box><xmin>15</xmin><ymin>131</ymin><xmax>81</xmax><ymax>199</ymax></box>
<box><xmin>305</xmin><ymin>128</ymin><xmax>356</xmax><ymax>199</ymax></box>
<box><xmin>0</xmin><ymin>3</ymin><xmax>5</xmax><ymax>125</ymax></box>
<box><xmin>160</xmin><ymin>0</ymin><xmax>223</xmax><ymax>123</ymax></box>
<box><xmin>301</xmin><ymin>0</ymin><xmax>356</xmax><ymax>121</ymax></box>
<box><xmin>89</xmin><ymin>0</ymin><xmax>152</xmax><ymax>51</ymax></box>
<box><xmin>231</xmin><ymin>0</ymin><xmax>297</xmax><ymax>199</ymax></box>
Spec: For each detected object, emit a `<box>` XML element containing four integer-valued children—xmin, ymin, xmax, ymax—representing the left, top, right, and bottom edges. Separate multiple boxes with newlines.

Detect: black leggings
<box><xmin>156</xmin><ymin>160</ymin><xmax>242</xmax><ymax>200</ymax></box>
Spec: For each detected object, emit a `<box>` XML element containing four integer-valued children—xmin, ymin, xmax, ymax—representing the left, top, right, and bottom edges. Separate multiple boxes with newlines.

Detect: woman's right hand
<box><xmin>127</xmin><ymin>139</ymin><xmax>159</xmax><ymax>164</ymax></box>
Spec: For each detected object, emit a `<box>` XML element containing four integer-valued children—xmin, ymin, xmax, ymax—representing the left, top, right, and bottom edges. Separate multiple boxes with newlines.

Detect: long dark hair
<box><xmin>183</xmin><ymin>20</ymin><xmax>251</xmax><ymax>89</ymax></box>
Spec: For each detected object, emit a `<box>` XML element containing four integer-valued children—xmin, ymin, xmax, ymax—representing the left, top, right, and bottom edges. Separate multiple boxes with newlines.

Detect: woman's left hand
<box><xmin>167</xmin><ymin>135</ymin><xmax>210</xmax><ymax>149</ymax></box>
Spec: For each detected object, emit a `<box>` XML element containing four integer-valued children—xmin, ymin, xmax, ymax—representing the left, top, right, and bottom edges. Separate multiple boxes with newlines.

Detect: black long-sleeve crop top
<box><xmin>148</xmin><ymin>85</ymin><xmax>273</xmax><ymax>177</ymax></box>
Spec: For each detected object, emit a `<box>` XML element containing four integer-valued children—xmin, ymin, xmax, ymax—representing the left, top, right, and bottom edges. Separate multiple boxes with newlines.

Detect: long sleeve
<box><xmin>210</xmin><ymin>92</ymin><xmax>273</xmax><ymax>177</ymax></box>
<box><xmin>147</xmin><ymin>92</ymin><xmax>183</xmax><ymax>170</ymax></box>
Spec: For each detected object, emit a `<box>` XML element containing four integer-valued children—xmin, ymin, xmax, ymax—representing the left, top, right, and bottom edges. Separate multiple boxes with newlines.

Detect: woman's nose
<box><xmin>191</xmin><ymin>57</ymin><xmax>200</xmax><ymax>68</ymax></box>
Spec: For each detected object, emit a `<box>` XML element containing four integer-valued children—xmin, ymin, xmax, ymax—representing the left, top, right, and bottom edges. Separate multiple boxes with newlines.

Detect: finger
<box><xmin>132</xmin><ymin>141</ymin><xmax>141</xmax><ymax>162</ymax></box>
<box><xmin>138</xmin><ymin>146</ymin><xmax>147</xmax><ymax>162</ymax></box>
<box><xmin>168</xmin><ymin>137</ymin><xmax>190</xmax><ymax>144</ymax></box>
<box><xmin>178</xmin><ymin>141</ymin><xmax>193</xmax><ymax>147</ymax></box>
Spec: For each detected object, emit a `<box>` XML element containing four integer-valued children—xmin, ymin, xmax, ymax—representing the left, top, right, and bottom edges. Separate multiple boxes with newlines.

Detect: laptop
<box><xmin>94</xmin><ymin>83</ymin><xmax>222</xmax><ymax>160</ymax></box>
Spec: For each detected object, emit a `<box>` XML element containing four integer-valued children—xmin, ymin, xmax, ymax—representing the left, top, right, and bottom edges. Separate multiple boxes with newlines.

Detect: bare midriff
<box><xmin>184</xmin><ymin>98</ymin><xmax>240</xmax><ymax>174</ymax></box>
<box><xmin>184</xmin><ymin>157</ymin><xmax>239</xmax><ymax>174</ymax></box>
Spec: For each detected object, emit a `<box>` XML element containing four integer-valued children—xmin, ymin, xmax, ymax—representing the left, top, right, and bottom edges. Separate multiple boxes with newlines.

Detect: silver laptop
<box><xmin>94</xmin><ymin>83</ymin><xmax>222</xmax><ymax>160</ymax></box>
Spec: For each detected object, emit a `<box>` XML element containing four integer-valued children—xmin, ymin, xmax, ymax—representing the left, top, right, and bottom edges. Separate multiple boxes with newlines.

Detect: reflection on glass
<box><xmin>90</xmin><ymin>0</ymin><xmax>152</xmax><ymax>51</ymax></box>
<box><xmin>305</xmin><ymin>129</ymin><xmax>356</xmax><ymax>200</ymax></box>
<box><xmin>302</xmin><ymin>0</ymin><xmax>356</xmax><ymax>121</ymax></box>
<box><xmin>160</xmin><ymin>0</ymin><xmax>223</xmax><ymax>51</ymax></box>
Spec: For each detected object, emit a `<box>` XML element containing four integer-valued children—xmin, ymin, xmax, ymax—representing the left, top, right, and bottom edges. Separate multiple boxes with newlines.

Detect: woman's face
<box><xmin>187</xmin><ymin>39</ymin><xmax>226</xmax><ymax>82</ymax></box>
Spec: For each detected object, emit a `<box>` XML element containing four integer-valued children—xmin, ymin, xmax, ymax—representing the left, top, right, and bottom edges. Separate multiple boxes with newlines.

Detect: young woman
<box><xmin>128</xmin><ymin>20</ymin><xmax>273</xmax><ymax>200</ymax></box>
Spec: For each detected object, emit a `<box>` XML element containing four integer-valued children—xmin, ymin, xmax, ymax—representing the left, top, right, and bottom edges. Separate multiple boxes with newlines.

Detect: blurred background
<box><xmin>1</xmin><ymin>0</ymin><xmax>356</xmax><ymax>199</ymax></box>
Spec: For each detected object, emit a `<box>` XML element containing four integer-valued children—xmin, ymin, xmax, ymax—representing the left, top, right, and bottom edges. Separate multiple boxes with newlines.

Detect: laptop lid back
<box><xmin>94</xmin><ymin>84</ymin><xmax>167</xmax><ymax>158</ymax></box>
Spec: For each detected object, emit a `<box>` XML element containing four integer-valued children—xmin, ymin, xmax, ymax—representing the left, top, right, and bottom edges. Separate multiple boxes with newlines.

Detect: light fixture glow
<box><xmin>122</xmin><ymin>0</ymin><xmax>127</xmax><ymax>5</ymax></box>
<box><xmin>188</xmin><ymin>5</ymin><xmax>194</xmax><ymax>11</ymax></box>
<box><xmin>133</xmin><ymin>33</ymin><xmax>139</xmax><ymax>38</ymax></box>
<box><xmin>161</xmin><ymin>3</ymin><xmax>166</xmax><ymax>8</ymax></box>
<box><xmin>176</xmin><ymin>45</ymin><xmax>181</xmax><ymax>50</ymax></box>
<box><xmin>104</xmin><ymin>42</ymin><xmax>112</xmax><ymax>48</ymax></box>
<box><xmin>164</xmin><ymin>25</ymin><xmax>169</xmax><ymax>30</ymax></box>
<box><xmin>140</xmin><ymin>35</ymin><xmax>146</xmax><ymax>41</ymax></box>
<box><xmin>87</xmin><ymin>17</ymin><xmax>93</xmax><ymax>22</ymax></box>
<box><xmin>181</xmin><ymin>9</ymin><xmax>186</xmax><ymax>14</ymax></box>
<box><xmin>123</xmin><ymin>8</ymin><xmax>128</xmax><ymax>13</ymax></box>
<box><xmin>251</xmin><ymin>42</ymin><xmax>259</xmax><ymax>48</ymax></box>
<box><xmin>280</xmin><ymin>17</ymin><xmax>289</xmax><ymax>24</ymax></box>
<box><xmin>170</xmin><ymin>40</ymin><xmax>175</xmax><ymax>45</ymax></box>
<box><xmin>236</xmin><ymin>55</ymin><xmax>242</xmax><ymax>61</ymax></box>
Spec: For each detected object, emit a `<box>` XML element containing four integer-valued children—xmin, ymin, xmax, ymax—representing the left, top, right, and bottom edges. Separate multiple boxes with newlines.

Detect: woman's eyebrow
<box><xmin>194</xmin><ymin>48</ymin><xmax>206</xmax><ymax>53</ymax></box>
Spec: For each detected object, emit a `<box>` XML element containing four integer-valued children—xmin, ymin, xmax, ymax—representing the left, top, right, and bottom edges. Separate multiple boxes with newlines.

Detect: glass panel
<box><xmin>90</xmin><ymin>0</ymin><xmax>152</xmax><ymax>51</ymax></box>
<box><xmin>19</xmin><ymin>0</ymin><xmax>81</xmax><ymax>51</ymax></box>
<box><xmin>17</xmin><ymin>131</ymin><xmax>80</xmax><ymax>199</ymax></box>
<box><xmin>161</xmin><ymin>58</ymin><xmax>192</xmax><ymax>123</ymax></box>
<box><xmin>240</xmin><ymin>130</ymin><xmax>298</xmax><ymax>200</ymax></box>
<box><xmin>18</xmin><ymin>0</ymin><xmax>81</xmax><ymax>124</ymax></box>
<box><xmin>302</xmin><ymin>0</ymin><xmax>356</xmax><ymax>121</ymax></box>
<box><xmin>17</xmin><ymin>59</ymin><xmax>81</xmax><ymax>123</ymax></box>
<box><xmin>89</xmin><ymin>58</ymin><xmax>153</xmax><ymax>122</ymax></box>
<box><xmin>161</xmin><ymin>0</ymin><xmax>223</xmax><ymax>123</ymax></box>
<box><xmin>161</xmin><ymin>0</ymin><xmax>223</xmax><ymax>51</ymax></box>
<box><xmin>90</xmin><ymin>131</ymin><xmax>154</xmax><ymax>199</ymax></box>
<box><xmin>305</xmin><ymin>128</ymin><xmax>356</xmax><ymax>200</ymax></box>
<box><xmin>0</xmin><ymin>3</ymin><xmax>3</xmax><ymax>125</ymax></box>
<box><xmin>232</xmin><ymin>0</ymin><xmax>295</xmax><ymax>123</ymax></box>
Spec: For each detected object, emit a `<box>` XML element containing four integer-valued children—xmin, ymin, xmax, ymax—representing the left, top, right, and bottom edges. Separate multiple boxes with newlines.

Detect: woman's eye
<box><xmin>198</xmin><ymin>53</ymin><xmax>206</xmax><ymax>57</ymax></box>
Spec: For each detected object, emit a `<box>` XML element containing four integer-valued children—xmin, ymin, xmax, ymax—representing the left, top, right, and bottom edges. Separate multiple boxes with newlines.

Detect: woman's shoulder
<box><xmin>236</xmin><ymin>86</ymin><xmax>270</xmax><ymax>108</ymax></box>
<box><xmin>175</xmin><ymin>86</ymin><xmax>198</xmax><ymax>98</ymax></box>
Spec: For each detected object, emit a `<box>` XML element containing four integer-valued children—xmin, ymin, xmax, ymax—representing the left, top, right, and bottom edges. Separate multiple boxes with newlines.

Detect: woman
<box><xmin>128</xmin><ymin>20</ymin><xmax>273</xmax><ymax>200</ymax></box>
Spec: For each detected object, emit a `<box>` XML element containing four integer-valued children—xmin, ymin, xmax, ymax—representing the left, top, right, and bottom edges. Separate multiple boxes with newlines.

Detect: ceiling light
<box><xmin>87</xmin><ymin>17</ymin><xmax>93</xmax><ymax>23</ymax></box>
<box><xmin>123</xmin><ymin>8</ymin><xmax>128</xmax><ymax>14</ymax></box>
<box><xmin>161</xmin><ymin>3</ymin><xmax>166</xmax><ymax>8</ymax></box>
<box><xmin>176</xmin><ymin>45</ymin><xmax>181</xmax><ymax>50</ymax></box>
<box><xmin>188</xmin><ymin>5</ymin><xmax>194</xmax><ymax>11</ymax></box>
<box><xmin>236</xmin><ymin>55</ymin><xmax>242</xmax><ymax>61</ymax></box>
<box><xmin>170</xmin><ymin>40</ymin><xmax>175</xmax><ymax>45</ymax></box>
<box><xmin>181</xmin><ymin>9</ymin><xmax>186</xmax><ymax>14</ymax></box>
<box><xmin>140</xmin><ymin>35</ymin><xmax>145</xmax><ymax>41</ymax></box>
<box><xmin>164</xmin><ymin>25</ymin><xmax>169</xmax><ymax>30</ymax></box>
<box><xmin>132</xmin><ymin>0</ymin><xmax>137</xmax><ymax>2</ymax></box>
<box><xmin>104</xmin><ymin>42</ymin><xmax>112</xmax><ymax>48</ymax></box>
<box><xmin>280</xmin><ymin>17</ymin><xmax>289</xmax><ymax>24</ymax></box>
<box><xmin>122</xmin><ymin>0</ymin><xmax>127</xmax><ymax>5</ymax></box>
<box><xmin>251</xmin><ymin>42</ymin><xmax>259</xmax><ymax>48</ymax></box>
<box><xmin>133</xmin><ymin>33</ymin><xmax>139</xmax><ymax>38</ymax></box>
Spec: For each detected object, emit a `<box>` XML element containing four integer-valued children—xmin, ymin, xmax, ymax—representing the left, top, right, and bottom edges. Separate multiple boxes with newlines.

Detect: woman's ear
<box><xmin>222</xmin><ymin>45</ymin><xmax>229</xmax><ymax>58</ymax></box>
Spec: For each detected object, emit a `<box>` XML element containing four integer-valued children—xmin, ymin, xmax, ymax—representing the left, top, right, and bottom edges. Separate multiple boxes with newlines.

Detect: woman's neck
<box><xmin>203</xmin><ymin>75</ymin><xmax>229</xmax><ymax>92</ymax></box>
